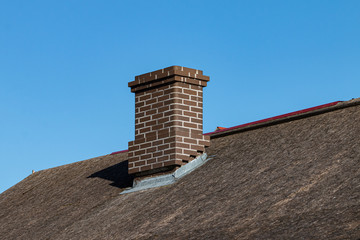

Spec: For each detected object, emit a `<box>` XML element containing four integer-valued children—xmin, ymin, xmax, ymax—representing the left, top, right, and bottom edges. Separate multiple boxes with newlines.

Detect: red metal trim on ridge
<box><xmin>204</xmin><ymin>101</ymin><xmax>342</xmax><ymax>136</ymax></box>
<box><xmin>111</xmin><ymin>101</ymin><xmax>342</xmax><ymax>154</ymax></box>
<box><xmin>110</xmin><ymin>149</ymin><xmax>129</xmax><ymax>155</ymax></box>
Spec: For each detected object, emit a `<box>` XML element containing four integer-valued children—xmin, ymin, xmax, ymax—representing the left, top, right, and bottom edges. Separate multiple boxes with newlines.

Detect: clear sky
<box><xmin>1</xmin><ymin>0</ymin><xmax>359</xmax><ymax>193</ymax></box>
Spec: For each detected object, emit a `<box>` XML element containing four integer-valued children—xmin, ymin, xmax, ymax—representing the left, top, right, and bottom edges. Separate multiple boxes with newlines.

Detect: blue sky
<box><xmin>1</xmin><ymin>0</ymin><xmax>359</xmax><ymax>193</ymax></box>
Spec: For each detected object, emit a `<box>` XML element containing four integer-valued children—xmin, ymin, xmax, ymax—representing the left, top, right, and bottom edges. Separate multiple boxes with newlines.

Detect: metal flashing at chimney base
<box><xmin>121</xmin><ymin>153</ymin><xmax>210</xmax><ymax>194</ymax></box>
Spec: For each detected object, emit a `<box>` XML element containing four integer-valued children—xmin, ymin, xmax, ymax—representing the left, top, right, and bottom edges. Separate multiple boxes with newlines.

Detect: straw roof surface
<box><xmin>1</xmin><ymin>99</ymin><xmax>359</xmax><ymax>240</ymax></box>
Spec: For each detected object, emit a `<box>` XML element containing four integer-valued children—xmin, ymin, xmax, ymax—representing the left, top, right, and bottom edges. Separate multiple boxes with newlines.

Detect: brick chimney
<box><xmin>128</xmin><ymin>66</ymin><xmax>210</xmax><ymax>177</ymax></box>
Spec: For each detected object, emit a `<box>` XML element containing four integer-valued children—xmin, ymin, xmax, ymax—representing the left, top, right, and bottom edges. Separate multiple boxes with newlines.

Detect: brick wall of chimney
<box><xmin>128</xmin><ymin>66</ymin><xmax>210</xmax><ymax>176</ymax></box>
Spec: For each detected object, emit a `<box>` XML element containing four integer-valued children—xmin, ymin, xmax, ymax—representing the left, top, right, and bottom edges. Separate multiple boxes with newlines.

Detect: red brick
<box><xmin>158</xmin><ymin>105</ymin><xmax>170</xmax><ymax>112</ymax></box>
<box><xmin>166</xmin><ymin>120</ymin><xmax>182</xmax><ymax>127</ymax></box>
<box><xmin>183</xmin><ymin>149</ymin><xmax>198</xmax><ymax>156</ymax></box>
<box><xmin>140</xmin><ymin>154</ymin><xmax>152</xmax><ymax>160</ymax></box>
<box><xmin>135</xmin><ymin>123</ymin><xmax>145</xmax><ymax>129</ymax></box>
<box><xmin>152</xmin><ymin>162</ymin><xmax>163</xmax><ymax>168</ymax></box>
<box><xmin>183</xmin><ymin>78</ymin><xmax>201</xmax><ymax>86</ymax></box>
<box><xmin>135</xmin><ymin>149</ymin><xmax>146</xmax><ymax>156</ymax></box>
<box><xmin>153</xmin><ymin>151</ymin><xmax>163</xmax><ymax>157</ymax></box>
<box><xmin>152</xmin><ymin>102</ymin><xmax>164</xmax><ymax>108</ymax></box>
<box><xmin>199</xmin><ymin>140</ymin><xmax>211</xmax><ymax>147</ymax></box>
<box><xmin>129</xmin><ymin>167</ymin><xmax>140</xmax><ymax>174</ymax></box>
<box><xmin>145</xmin><ymin>109</ymin><xmax>157</xmax><ymax>116</ymax></box>
<box><xmin>171</xmin><ymin>115</ymin><xmax>190</xmax><ymax>122</ymax></box>
<box><xmin>165</xmin><ymin>98</ymin><xmax>182</xmax><ymax>105</ymax></box>
<box><xmin>140</xmin><ymin>105</ymin><xmax>151</xmax><ymax>112</ymax></box>
<box><xmin>183</xmin><ymin>122</ymin><xmax>197</xmax><ymax>129</ymax></box>
<box><xmin>146</xmin><ymin>134</ymin><xmax>157</xmax><ymax>141</ymax></box>
<box><xmin>176</xmin><ymin>142</ymin><xmax>190</xmax><ymax>148</ymax></box>
<box><xmin>164</xmin><ymin>109</ymin><xmax>182</xmax><ymax>117</ymax></box>
<box><xmin>145</xmin><ymin>120</ymin><xmax>157</xmax><ymax>127</ymax></box>
<box><xmin>191</xmin><ymin>129</ymin><xmax>202</xmax><ymax>135</ymax></box>
<box><xmin>164</xmin><ymin>148</ymin><xmax>176</xmax><ymax>155</ymax></box>
<box><xmin>183</xmin><ymin>89</ymin><xmax>197</xmax><ymax>95</ymax></box>
<box><xmin>135</xmin><ymin>160</ymin><xmax>146</xmax><ymax>167</ymax></box>
<box><xmin>134</xmin><ymin>138</ymin><xmax>145</xmax><ymax>145</ymax></box>
<box><xmin>140</xmin><ymin>165</ymin><xmax>152</xmax><ymax>172</ymax></box>
<box><xmin>178</xmin><ymin>93</ymin><xmax>190</xmax><ymax>99</ymax></box>
<box><xmin>153</xmin><ymin>113</ymin><xmax>164</xmax><ymax>119</ymax></box>
<box><xmin>190</xmin><ymin>96</ymin><xmax>202</xmax><ymax>101</ymax></box>
<box><xmin>152</xmin><ymin>124</ymin><xmax>163</xmax><ymax>131</ymax></box>
<box><xmin>158</xmin><ymin>155</ymin><xmax>169</xmax><ymax>161</ymax></box>
<box><xmin>135</xmin><ymin>102</ymin><xmax>145</xmax><ymax>108</ymax></box>
<box><xmin>183</xmin><ymin>100</ymin><xmax>197</xmax><ymax>106</ymax></box>
<box><xmin>139</xmin><ymin>94</ymin><xmax>151</xmax><ymax>101</ymax></box>
<box><xmin>176</xmin><ymin>154</ymin><xmax>193</xmax><ymax>161</ymax></box>
<box><xmin>191</xmin><ymin>145</ymin><xmax>205</xmax><ymax>152</ymax></box>
<box><xmin>146</xmin><ymin>147</ymin><xmax>157</xmax><ymax>153</ymax></box>
<box><xmin>128</xmin><ymin>156</ymin><xmax>140</xmax><ymax>162</ymax></box>
<box><xmin>139</xmin><ymin>116</ymin><xmax>151</xmax><ymax>123</ymax></box>
<box><xmin>175</xmin><ymin>131</ymin><xmax>189</xmax><ymax>137</ymax></box>
<box><xmin>145</xmin><ymin>132</ymin><xmax>156</xmax><ymax>139</ymax></box>
<box><xmin>135</xmin><ymin>112</ymin><xmax>145</xmax><ymax>118</ymax></box>
<box><xmin>190</xmin><ymin>85</ymin><xmax>202</xmax><ymax>90</ymax></box>
<box><xmin>191</xmin><ymin>118</ymin><xmax>202</xmax><ymax>124</ymax></box>
<box><xmin>158</xmin><ymin>128</ymin><xmax>169</xmax><ymax>135</ymax></box>
<box><xmin>184</xmin><ymin>111</ymin><xmax>197</xmax><ymax>117</ymax></box>
<box><xmin>158</xmin><ymin>117</ymin><xmax>169</xmax><ymax>124</ymax></box>
<box><xmin>152</xmin><ymin>139</ymin><xmax>163</xmax><ymax>146</ymax></box>
<box><xmin>191</xmin><ymin>107</ymin><xmax>202</xmax><ymax>113</ymax></box>
<box><xmin>158</xmin><ymin>95</ymin><xmax>170</xmax><ymax>102</ymax></box>
<box><xmin>147</xmin><ymin>158</ymin><xmax>157</xmax><ymax>164</ymax></box>
<box><xmin>146</xmin><ymin>98</ymin><xmax>157</xmax><ymax>105</ymax></box>
<box><xmin>139</xmin><ymin>127</ymin><xmax>151</xmax><ymax>134</ymax></box>
<box><xmin>163</xmin><ymin>160</ymin><xmax>181</xmax><ymax>167</ymax></box>
<box><xmin>183</xmin><ymin>138</ymin><xmax>197</xmax><ymax>144</ymax></box>
<box><xmin>158</xmin><ymin>144</ymin><xmax>169</xmax><ymax>150</ymax></box>
<box><xmin>128</xmin><ymin>145</ymin><xmax>140</xmax><ymax>151</ymax></box>
<box><xmin>140</xmin><ymin>142</ymin><xmax>151</xmax><ymax>149</ymax></box>
<box><xmin>164</xmin><ymin>137</ymin><xmax>179</xmax><ymax>143</ymax></box>
<box><xmin>176</xmin><ymin>104</ymin><xmax>190</xmax><ymax>111</ymax></box>
<box><xmin>171</xmin><ymin>87</ymin><xmax>183</xmax><ymax>93</ymax></box>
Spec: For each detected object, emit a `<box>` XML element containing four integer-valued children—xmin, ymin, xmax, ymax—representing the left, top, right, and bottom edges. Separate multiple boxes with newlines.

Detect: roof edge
<box><xmin>207</xmin><ymin>98</ymin><xmax>360</xmax><ymax>139</ymax></box>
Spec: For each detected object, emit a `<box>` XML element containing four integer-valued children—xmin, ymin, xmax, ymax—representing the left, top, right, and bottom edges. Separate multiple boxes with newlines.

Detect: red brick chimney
<box><xmin>128</xmin><ymin>66</ymin><xmax>210</xmax><ymax>177</ymax></box>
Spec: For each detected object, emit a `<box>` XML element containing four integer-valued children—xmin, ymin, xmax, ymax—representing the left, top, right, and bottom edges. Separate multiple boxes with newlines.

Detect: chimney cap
<box><xmin>128</xmin><ymin>66</ymin><xmax>209</xmax><ymax>92</ymax></box>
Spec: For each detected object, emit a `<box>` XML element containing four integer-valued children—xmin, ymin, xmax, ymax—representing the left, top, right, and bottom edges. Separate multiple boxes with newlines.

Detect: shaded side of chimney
<box><xmin>128</xmin><ymin>66</ymin><xmax>210</xmax><ymax>177</ymax></box>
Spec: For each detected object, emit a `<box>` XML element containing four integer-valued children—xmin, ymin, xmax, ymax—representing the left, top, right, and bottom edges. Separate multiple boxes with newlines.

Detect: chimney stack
<box><xmin>128</xmin><ymin>66</ymin><xmax>210</xmax><ymax>177</ymax></box>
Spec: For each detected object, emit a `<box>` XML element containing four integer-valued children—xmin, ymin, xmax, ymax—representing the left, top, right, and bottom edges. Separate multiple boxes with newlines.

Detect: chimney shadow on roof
<box><xmin>87</xmin><ymin>160</ymin><xmax>134</xmax><ymax>189</ymax></box>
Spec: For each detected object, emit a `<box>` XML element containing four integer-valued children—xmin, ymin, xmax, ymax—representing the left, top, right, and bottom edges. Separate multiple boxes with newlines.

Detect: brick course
<box><xmin>128</xmin><ymin>66</ymin><xmax>210</xmax><ymax>176</ymax></box>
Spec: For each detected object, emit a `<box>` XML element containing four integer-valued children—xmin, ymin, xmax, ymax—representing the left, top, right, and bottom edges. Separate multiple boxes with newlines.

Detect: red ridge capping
<box><xmin>110</xmin><ymin>149</ymin><xmax>129</xmax><ymax>155</ymax></box>
<box><xmin>204</xmin><ymin>101</ymin><xmax>342</xmax><ymax>136</ymax></box>
<box><xmin>215</xmin><ymin>126</ymin><xmax>226</xmax><ymax>131</ymax></box>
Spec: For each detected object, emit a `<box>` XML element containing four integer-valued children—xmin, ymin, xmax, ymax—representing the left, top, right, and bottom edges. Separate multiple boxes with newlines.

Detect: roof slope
<box><xmin>1</xmin><ymin>100</ymin><xmax>359</xmax><ymax>239</ymax></box>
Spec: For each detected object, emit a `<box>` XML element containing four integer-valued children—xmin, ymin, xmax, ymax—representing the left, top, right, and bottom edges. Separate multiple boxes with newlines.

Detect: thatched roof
<box><xmin>1</xmin><ymin>99</ymin><xmax>359</xmax><ymax>239</ymax></box>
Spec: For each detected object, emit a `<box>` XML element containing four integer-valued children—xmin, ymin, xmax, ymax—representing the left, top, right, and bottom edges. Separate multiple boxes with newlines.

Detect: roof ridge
<box><xmin>208</xmin><ymin>98</ymin><xmax>360</xmax><ymax>138</ymax></box>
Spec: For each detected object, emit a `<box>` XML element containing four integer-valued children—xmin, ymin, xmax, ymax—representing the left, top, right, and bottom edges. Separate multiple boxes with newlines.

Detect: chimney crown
<box><xmin>128</xmin><ymin>66</ymin><xmax>209</xmax><ymax>93</ymax></box>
